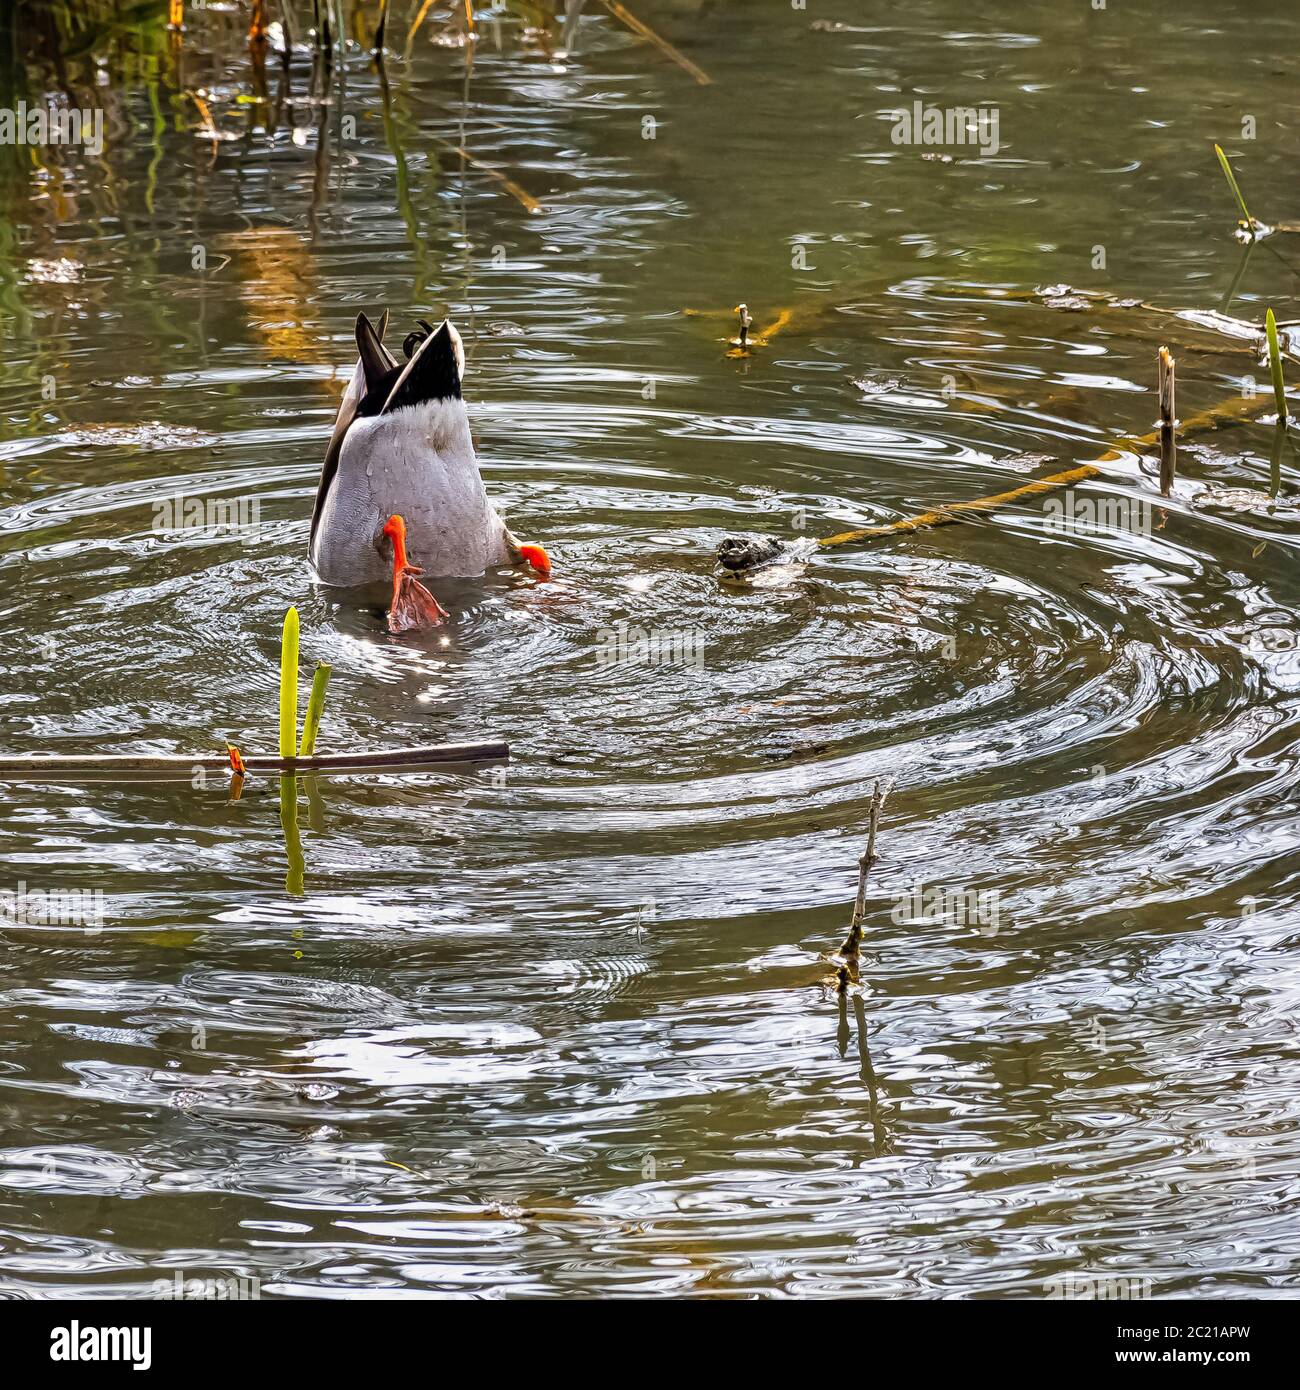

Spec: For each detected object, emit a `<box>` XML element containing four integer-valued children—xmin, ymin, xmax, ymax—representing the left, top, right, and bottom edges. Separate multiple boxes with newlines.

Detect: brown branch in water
<box><xmin>431</xmin><ymin>137</ymin><xmax>543</xmax><ymax>215</ymax></box>
<box><xmin>830</xmin><ymin>780</ymin><xmax>891</xmax><ymax>991</ymax></box>
<box><xmin>0</xmin><ymin>743</ymin><xmax>510</xmax><ymax>779</ymax></box>
<box><xmin>598</xmin><ymin>0</ymin><xmax>713</xmax><ymax>86</ymax></box>
<box><xmin>404</xmin><ymin>0</ymin><xmax>437</xmax><ymax>57</ymax></box>
<box><xmin>249</xmin><ymin>0</ymin><xmax>270</xmax><ymax>47</ymax></box>
<box><xmin>183</xmin><ymin>88</ymin><xmax>221</xmax><ymax>160</ymax></box>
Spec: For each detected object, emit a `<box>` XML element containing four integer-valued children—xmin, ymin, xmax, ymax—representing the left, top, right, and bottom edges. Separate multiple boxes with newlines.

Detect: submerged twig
<box><xmin>431</xmin><ymin>136</ymin><xmax>543</xmax><ymax>214</ymax></box>
<box><xmin>405</xmin><ymin>0</ymin><xmax>437</xmax><ymax>57</ymax></box>
<box><xmin>597</xmin><ymin>0</ymin><xmax>712</xmax><ymax>85</ymax></box>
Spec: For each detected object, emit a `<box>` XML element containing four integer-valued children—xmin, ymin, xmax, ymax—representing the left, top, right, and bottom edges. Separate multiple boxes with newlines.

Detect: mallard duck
<box><xmin>309</xmin><ymin>312</ymin><xmax>549</xmax><ymax>627</ymax></box>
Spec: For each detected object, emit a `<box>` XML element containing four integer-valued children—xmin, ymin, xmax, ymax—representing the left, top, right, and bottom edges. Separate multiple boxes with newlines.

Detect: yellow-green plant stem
<box><xmin>1215</xmin><ymin>143</ymin><xmax>1255</xmax><ymax>232</ymax></box>
<box><xmin>299</xmin><ymin>662</ymin><xmax>332</xmax><ymax>757</ymax></box>
<box><xmin>1266</xmin><ymin>309</ymin><xmax>1288</xmax><ymax>424</ymax></box>
<box><xmin>279</xmin><ymin>607</ymin><xmax>300</xmax><ymax>760</ymax></box>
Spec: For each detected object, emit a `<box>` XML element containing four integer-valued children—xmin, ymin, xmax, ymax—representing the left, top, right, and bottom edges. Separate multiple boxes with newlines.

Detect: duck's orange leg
<box><xmin>381</xmin><ymin>515</ymin><xmax>449</xmax><ymax>633</ymax></box>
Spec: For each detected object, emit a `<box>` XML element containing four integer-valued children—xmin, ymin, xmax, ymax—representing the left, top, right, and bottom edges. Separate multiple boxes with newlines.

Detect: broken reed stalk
<box><xmin>373</xmin><ymin>0</ymin><xmax>389</xmax><ymax>53</ymax></box>
<box><xmin>1266</xmin><ymin>309</ymin><xmax>1289</xmax><ymax>425</ymax></box>
<box><xmin>298</xmin><ymin>662</ymin><xmax>332</xmax><ymax>758</ymax></box>
<box><xmin>1158</xmin><ymin>346</ymin><xmax>1177</xmax><ymax>495</ymax></box>
<box><xmin>1158</xmin><ymin>346</ymin><xmax>1176</xmax><ymax>429</ymax></box>
<box><xmin>835</xmin><ymin>780</ymin><xmax>890</xmax><ymax>990</ymax></box>
<box><xmin>279</xmin><ymin>606</ymin><xmax>300</xmax><ymax>760</ymax></box>
<box><xmin>1214</xmin><ymin>144</ymin><xmax>1257</xmax><ymax>236</ymax></box>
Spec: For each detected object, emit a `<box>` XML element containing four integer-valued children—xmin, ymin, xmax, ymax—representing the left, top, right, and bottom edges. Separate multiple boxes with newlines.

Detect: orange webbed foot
<box><xmin>382</xmin><ymin>514</ymin><xmax>449</xmax><ymax>633</ymax></box>
<box><xmin>517</xmin><ymin>542</ymin><xmax>551</xmax><ymax>577</ymax></box>
<box><xmin>387</xmin><ymin>565</ymin><xmax>449</xmax><ymax>633</ymax></box>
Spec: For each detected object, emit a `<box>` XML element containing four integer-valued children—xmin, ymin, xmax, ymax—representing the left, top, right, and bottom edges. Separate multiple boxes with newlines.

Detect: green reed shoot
<box><xmin>1215</xmin><ymin>144</ymin><xmax>1256</xmax><ymax>234</ymax></box>
<box><xmin>279</xmin><ymin>606</ymin><xmax>299</xmax><ymax>760</ymax></box>
<box><xmin>299</xmin><ymin>662</ymin><xmax>332</xmax><ymax>758</ymax></box>
<box><xmin>1266</xmin><ymin>309</ymin><xmax>1288</xmax><ymax>426</ymax></box>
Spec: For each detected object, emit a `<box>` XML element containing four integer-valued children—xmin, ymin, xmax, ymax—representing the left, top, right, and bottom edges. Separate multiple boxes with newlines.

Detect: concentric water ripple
<box><xmin>1</xmin><ymin>0</ymin><xmax>1298</xmax><ymax>1300</ymax></box>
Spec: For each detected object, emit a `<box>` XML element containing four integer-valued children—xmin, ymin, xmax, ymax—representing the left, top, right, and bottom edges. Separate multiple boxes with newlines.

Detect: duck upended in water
<box><xmin>309</xmin><ymin>312</ymin><xmax>549</xmax><ymax>623</ymax></box>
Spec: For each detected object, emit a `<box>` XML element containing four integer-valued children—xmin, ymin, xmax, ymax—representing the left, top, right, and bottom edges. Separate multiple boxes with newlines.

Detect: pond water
<box><xmin>1</xmin><ymin>0</ymin><xmax>1298</xmax><ymax>1298</ymax></box>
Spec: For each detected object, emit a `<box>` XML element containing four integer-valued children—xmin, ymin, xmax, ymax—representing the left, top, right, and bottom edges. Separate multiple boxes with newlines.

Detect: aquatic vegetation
<box><xmin>279</xmin><ymin>605</ymin><xmax>300</xmax><ymax>759</ymax></box>
<box><xmin>299</xmin><ymin>662</ymin><xmax>333</xmax><ymax>757</ymax></box>
<box><xmin>1214</xmin><ymin>142</ymin><xmax>1260</xmax><ymax>238</ymax></box>
<box><xmin>1266</xmin><ymin>308</ymin><xmax>1289</xmax><ymax>426</ymax></box>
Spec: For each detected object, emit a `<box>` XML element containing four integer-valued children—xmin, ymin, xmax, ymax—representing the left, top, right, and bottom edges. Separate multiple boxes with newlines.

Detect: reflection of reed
<box><xmin>218</xmin><ymin>226</ymin><xmax>328</xmax><ymax>366</ymax></box>
<box><xmin>279</xmin><ymin>774</ymin><xmax>306</xmax><ymax>896</ymax></box>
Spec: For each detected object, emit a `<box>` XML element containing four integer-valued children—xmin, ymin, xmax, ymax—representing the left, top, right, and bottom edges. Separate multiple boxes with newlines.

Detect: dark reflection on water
<box><xmin>1</xmin><ymin>1</ymin><xmax>1299</xmax><ymax>1297</ymax></box>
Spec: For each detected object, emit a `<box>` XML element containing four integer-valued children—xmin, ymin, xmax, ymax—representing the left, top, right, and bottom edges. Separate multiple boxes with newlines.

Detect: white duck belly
<box><xmin>311</xmin><ymin>398</ymin><xmax>512</xmax><ymax>584</ymax></box>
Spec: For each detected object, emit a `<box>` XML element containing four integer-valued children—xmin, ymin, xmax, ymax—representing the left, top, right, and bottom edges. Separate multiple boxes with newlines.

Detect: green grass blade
<box><xmin>1215</xmin><ymin>144</ymin><xmax>1254</xmax><ymax>230</ymax></box>
<box><xmin>298</xmin><ymin>662</ymin><xmax>332</xmax><ymax>757</ymax></box>
<box><xmin>1266</xmin><ymin>309</ymin><xmax>1288</xmax><ymax>424</ymax></box>
<box><xmin>279</xmin><ymin>606</ymin><xmax>300</xmax><ymax>760</ymax></box>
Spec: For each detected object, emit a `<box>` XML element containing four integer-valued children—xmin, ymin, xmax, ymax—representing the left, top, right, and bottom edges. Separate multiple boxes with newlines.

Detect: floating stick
<box><xmin>721</xmin><ymin>381</ymin><xmax>1282</xmax><ymax>568</ymax></box>
<box><xmin>279</xmin><ymin>606</ymin><xmax>300</xmax><ymax>760</ymax></box>
<box><xmin>816</xmin><ymin>463</ymin><xmax>1103</xmax><ymax>549</ymax></box>
<box><xmin>299</xmin><ymin>662</ymin><xmax>332</xmax><ymax>758</ymax></box>
<box><xmin>0</xmin><ymin>743</ymin><xmax>510</xmax><ymax>779</ymax></box>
